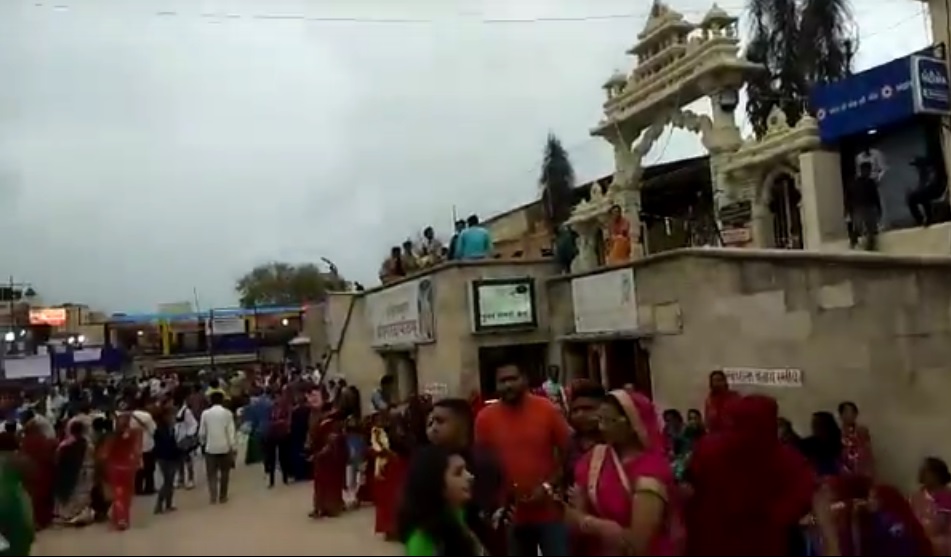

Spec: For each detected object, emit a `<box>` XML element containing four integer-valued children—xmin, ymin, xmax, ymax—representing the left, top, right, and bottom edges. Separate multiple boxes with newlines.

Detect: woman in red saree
<box><xmin>103</xmin><ymin>412</ymin><xmax>141</xmax><ymax>531</ymax></box>
<box><xmin>838</xmin><ymin>401</ymin><xmax>875</xmax><ymax>480</ymax></box>
<box><xmin>19</xmin><ymin>420</ymin><xmax>56</xmax><ymax>530</ymax></box>
<box><xmin>702</xmin><ymin>370</ymin><xmax>739</xmax><ymax>433</ymax></box>
<box><xmin>309</xmin><ymin>400</ymin><xmax>347</xmax><ymax>519</ymax></box>
<box><xmin>685</xmin><ymin>395</ymin><xmax>837</xmax><ymax>555</ymax></box>
<box><xmin>371</xmin><ymin>410</ymin><xmax>410</xmax><ymax>540</ymax></box>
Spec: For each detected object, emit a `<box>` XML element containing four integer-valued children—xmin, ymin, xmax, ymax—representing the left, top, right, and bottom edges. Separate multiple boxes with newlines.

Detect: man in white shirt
<box><xmin>199</xmin><ymin>391</ymin><xmax>237</xmax><ymax>504</ymax></box>
<box><xmin>45</xmin><ymin>387</ymin><xmax>66</xmax><ymax>424</ymax></box>
<box><xmin>173</xmin><ymin>393</ymin><xmax>199</xmax><ymax>489</ymax></box>
<box><xmin>130</xmin><ymin>402</ymin><xmax>157</xmax><ymax>495</ymax></box>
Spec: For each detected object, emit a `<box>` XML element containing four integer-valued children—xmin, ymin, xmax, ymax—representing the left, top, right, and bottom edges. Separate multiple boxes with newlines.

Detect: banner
<box><xmin>29</xmin><ymin>308</ymin><xmax>66</xmax><ymax>326</ymax></box>
<box><xmin>811</xmin><ymin>51</ymin><xmax>950</xmax><ymax>143</ymax></box>
<box><xmin>365</xmin><ymin>278</ymin><xmax>435</xmax><ymax>347</ymax></box>
<box><xmin>205</xmin><ymin>315</ymin><xmax>246</xmax><ymax>336</ymax></box>
<box><xmin>571</xmin><ymin>268</ymin><xmax>637</xmax><ymax>333</ymax></box>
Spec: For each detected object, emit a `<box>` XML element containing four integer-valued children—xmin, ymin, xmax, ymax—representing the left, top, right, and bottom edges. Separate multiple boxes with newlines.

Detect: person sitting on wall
<box><xmin>400</xmin><ymin>240</ymin><xmax>420</xmax><ymax>275</ymax></box>
<box><xmin>379</xmin><ymin>246</ymin><xmax>405</xmax><ymax>284</ymax></box>
<box><xmin>845</xmin><ymin>161</ymin><xmax>882</xmax><ymax>251</ymax></box>
<box><xmin>417</xmin><ymin>226</ymin><xmax>444</xmax><ymax>268</ymax></box>
<box><xmin>907</xmin><ymin>156</ymin><xmax>947</xmax><ymax>226</ymax></box>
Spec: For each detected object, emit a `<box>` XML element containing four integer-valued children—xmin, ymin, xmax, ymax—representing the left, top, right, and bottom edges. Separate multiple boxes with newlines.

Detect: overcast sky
<box><xmin>0</xmin><ymin>0</ymin><xmax>929</xmax><ymax>312</ymax></box>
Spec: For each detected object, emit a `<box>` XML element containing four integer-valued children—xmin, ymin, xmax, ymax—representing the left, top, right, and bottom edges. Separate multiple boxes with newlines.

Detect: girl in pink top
<box><xmin>567</xmin><ymin>389</ymin><xmax>683</xmax><ymax>555</ymax></box>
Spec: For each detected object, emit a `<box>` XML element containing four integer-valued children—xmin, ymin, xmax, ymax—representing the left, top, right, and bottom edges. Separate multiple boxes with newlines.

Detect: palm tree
<box><xmin>539</xmin><ymin>133</ymin><xmax>576</xmax><ymax>234</ymax></box>
<box><xmin>745</xmin><ymin>0</ymin><xmax>857</xmax><ymax>137</ymax></box>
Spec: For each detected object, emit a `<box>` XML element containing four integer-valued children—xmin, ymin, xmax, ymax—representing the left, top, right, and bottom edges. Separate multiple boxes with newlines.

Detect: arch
<box><xmin>758</xmin><ymin>164</ymin><xmax>800</xmax><ymax>205</ymax></box>
<box><xmin>759</xmin><ymin>167</ymin><xmax>803</xmax><ymax>250</ymax></box>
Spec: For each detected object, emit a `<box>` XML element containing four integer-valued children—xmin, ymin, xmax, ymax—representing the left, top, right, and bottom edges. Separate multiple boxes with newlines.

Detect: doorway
<box><xmin>767</xmin><ymin>173</ymin><xmax>803</xmax><ymax>249</ymax></box>
<box><xmin>382</xmin><ymin>351</ymin><xmax>419</xmax><ymax>402</ymax></box>
<box><xmin>562</xmin><ymin>339</ymin><xmax>653</xmax><ymax>396</ymax></box>
<box><xmin>477</xmin><ymin>343</ymin><xmax>547</xmax><ymax>398</ymax></box>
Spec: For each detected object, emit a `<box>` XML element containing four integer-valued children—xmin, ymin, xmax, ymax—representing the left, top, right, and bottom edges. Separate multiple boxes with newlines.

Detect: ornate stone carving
<box><xmin>580</xmin><ymin>2</ymin><xmax>763</xmax><ymax>263</ymax></box>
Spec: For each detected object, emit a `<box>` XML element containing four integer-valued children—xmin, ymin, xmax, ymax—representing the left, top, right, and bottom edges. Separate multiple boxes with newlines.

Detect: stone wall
<box><xmin>336</xmin><ymin>246</ymin><xmax>951</xmax><ymax>487</ymax></box>
<box><xmin>548</xmin><ymin>249</ymin><xmax>951</xmax><ymax>487</ymax></box>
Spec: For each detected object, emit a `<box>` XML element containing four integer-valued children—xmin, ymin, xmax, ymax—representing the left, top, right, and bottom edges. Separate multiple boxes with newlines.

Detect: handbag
<box><xmin>175</xmin><ymin>408</ymin><xmax>199</xmax><ymax>452</ymax></box>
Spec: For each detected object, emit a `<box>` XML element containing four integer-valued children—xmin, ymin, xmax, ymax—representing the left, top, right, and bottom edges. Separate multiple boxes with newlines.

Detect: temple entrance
<box><xmin>767</xmin><ymin>173</ymin><xmax>803</xmax><ymax>249</ymax></box>
<box><xmin>381</xmin><ymin>351</ymin><xmax>418</xmax><ymax>401</ymax></box>
<box><xmin>477</xmin><ymin>343</ymin><xmax>547</xmax><ymax>399</ymax></box>
<box><xmin>563</xmin><ymin>339</ymin><xmax>653</xmax><ymax>396</ymax></box>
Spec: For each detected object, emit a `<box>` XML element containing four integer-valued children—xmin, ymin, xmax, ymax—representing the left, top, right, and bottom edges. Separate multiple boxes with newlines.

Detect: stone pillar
<box><xmin>707</xmin><ymin>94</ymin><xmax>744</xmax><ymax>151</ymax></box>
<box><xmin>751</xmin><ymin>195</ymin><xmax>772</xmax><ymax>248</ymax></box>
<box><xmin>617</xmin><ymin>187</ymin><xmax>644</xmax><ymax>258</ymax></box>
<box><xmin>799</xmin><ymin>150</ymin><xmax>847</xmax><ymax>249</ymax></box>
<box><xmin>610</xmin><ymin>133</ymin><xmax>636</xmax><ymax>185</ymax></box>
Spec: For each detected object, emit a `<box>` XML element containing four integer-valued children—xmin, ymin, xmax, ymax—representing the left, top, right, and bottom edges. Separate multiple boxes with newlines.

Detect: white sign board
<box><xmin>472</xmin><ymin>280</ymin><xmax>536</xmax><ymax>331</ymax></box>
<box><xmin>423</xmin><ymin>382</ymin><xmax>449</xmax><ymax>401</ymax></box>
<box><xmin>72</xmin><ymin>347</ymin><xmax>102</xmax><ymax>363</ymax></box>
<box><xmin>571</xmin><ymin>268</ymin><xmax>638</xmax><ymax>333</ymax></box>
<box><xmin>365</xmin><ymin>278</ymin><xmax>435</xmax><ymax>347</ymax></box>
<box><xmin>157</xmin><ymin>301</ymin><xmax>192</xmax><ymax>315</ymax></box>
<box><xmin>3</xmin><ymin>355</ymin><xmax>51</xmax><ymax>379</ymax></box>
<box><xmin>206</xmin><ymin>315</ymin><xmax>246</xmax><ymax>336</ymax></box>
<box><xmin>722</xmin><ymin>367</ymin><xmax>804</xmax><ymax>387</ymax></box>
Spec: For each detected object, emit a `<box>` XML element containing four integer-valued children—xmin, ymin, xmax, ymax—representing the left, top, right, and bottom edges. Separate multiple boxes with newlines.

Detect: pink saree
<box><xmin>573</xmin><ymin>390</ymin><xmax>683</xmax><ymax>556</ymax></box>
<box><xmin>911</xmin><ymin>486</ymin><xmax>951</xmax><ymax>555</ymax></box>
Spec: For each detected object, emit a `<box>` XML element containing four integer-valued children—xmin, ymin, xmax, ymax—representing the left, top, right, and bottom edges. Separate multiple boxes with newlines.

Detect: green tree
<box><xmin>235</xmin><ymin>262</ymin><xmax>347</xmax><ymax>308</ymax></box>
<box><xmin>539</xmin><ymin>133</ymin><xmax>576</xmax><ymax>234</ymax></box>
<box><xmin>745</xmin><ymin>0</ymin><xmax>856</xmax><ymax>137</ymax></box>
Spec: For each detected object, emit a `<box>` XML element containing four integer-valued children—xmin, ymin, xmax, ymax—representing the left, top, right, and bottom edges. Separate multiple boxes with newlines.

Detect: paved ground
<box><xmin>32</xmin><ymin>462</ymin><xmax>400</xmax><ymax>556</ymax></box>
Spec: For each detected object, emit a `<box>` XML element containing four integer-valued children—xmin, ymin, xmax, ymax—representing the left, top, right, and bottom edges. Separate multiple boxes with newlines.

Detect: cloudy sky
<box><xmin>0</xmin><ymin>0</ymin><xmax>930</xmax><ymax>311</ymax></box>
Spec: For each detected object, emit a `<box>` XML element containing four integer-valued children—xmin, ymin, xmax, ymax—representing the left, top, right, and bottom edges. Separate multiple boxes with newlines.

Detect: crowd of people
<box><xmin>2</xmin><ymin>363</ymin><xmax>950</xmax><ymax>557</ymax></box>
<box><xmin>379</xmin><ymin>215</ymin><xmax>494</xmax><ymax>284</ymax></box>
<box><xmin>0</xmin><ymin>366</ymin><xmax>319</xmax><ymax>555</ymax></box>
<box><xmin>388</xmin><ymin>367</ymin><xmax>949</xmax><ymax>556</ymax></box>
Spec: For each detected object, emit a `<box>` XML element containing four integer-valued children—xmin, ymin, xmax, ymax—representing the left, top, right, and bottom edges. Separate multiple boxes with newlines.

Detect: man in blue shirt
<box><xmin>456</xmin><ymin>214</ymin><xmax>492</xmax><ymax>260</ymax></box>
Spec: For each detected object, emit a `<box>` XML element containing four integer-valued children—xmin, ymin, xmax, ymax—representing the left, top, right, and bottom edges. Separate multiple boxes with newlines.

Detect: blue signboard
<box><xmin>810</xmin><ymin>53</ymin><xmax>950</xmax><ymax>143</ymax></box>
<box><xmin>912</xmin><ymin>55</ymin><xmax>951</xmax><ymax>114</ymax></box>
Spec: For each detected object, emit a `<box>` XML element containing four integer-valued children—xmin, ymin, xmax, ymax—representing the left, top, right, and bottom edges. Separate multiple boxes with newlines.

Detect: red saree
<box><xmin>104</xmin><ymin>427</ymin><xmax>141</xmax><ymax>530</ymax></box>
<box><xmin>19</xmin><ymin>428</ymin><xmax>56</xmax><ymax>530</ymax></box>
<box><xmin>310</xmin><ymin>410</ymin><xmax>347</xmax><ymax>518</ymax></box>
<box><xmin>687</xmin><ymin>395</ymin><xmax>816</xmax><ymax>555</ymax></box>
<box><xmin>703</xmin><ymin>389</ymin><xmax>739</xmax><ymax>433</ymax></box>
<box><xmin>372</xmin><ymin>450</ymin><xmax>407</xmax><ymax>540</ymax></box>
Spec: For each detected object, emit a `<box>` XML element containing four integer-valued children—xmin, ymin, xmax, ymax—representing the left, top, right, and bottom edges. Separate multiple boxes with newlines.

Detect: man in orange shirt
<box><xmin>474</xmin><ymin>360</ymin><xmax>572</xmax><ymax>556</ymax></box>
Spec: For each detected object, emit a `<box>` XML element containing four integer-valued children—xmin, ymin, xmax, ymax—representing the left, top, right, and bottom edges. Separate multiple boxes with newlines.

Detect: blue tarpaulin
<box><xmin>810</xmin><ymin>52</ymin><xmax>950</xmax><ymax>143</ymax></box>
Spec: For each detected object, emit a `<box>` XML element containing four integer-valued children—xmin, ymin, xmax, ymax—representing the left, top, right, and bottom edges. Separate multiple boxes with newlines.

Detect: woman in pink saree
<box><xmin>566</xmin><ymin>388</ymin><xmax>683</xmax><ymax>556</ymax></box>
<box><xmin>911</xmin><ymin>457</ymin><xmax>951</xmax><ymax>555</ymax></box>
